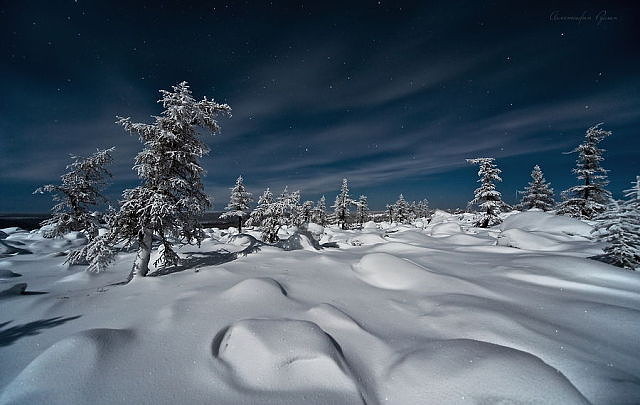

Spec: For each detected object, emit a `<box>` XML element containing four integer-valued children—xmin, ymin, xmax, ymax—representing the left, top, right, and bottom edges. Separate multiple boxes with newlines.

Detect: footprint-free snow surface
<box><xmin>1</xmin><ymin>211</ymin><xmax>639</xmax><ymax>404</ymax></box>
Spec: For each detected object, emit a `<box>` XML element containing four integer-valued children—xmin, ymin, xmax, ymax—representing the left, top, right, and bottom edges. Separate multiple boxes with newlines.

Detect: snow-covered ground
<box><xmin>1</xmin><ymin>211</ymin><xmax>639</xmax><ymax>404</ymax></box>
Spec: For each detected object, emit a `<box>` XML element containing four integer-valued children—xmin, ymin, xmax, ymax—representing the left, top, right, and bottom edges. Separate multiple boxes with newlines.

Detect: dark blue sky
<box><xmin>1</xmin><ymin>1</ymin><xmax>639</xmax><ymax>212</ymax></box>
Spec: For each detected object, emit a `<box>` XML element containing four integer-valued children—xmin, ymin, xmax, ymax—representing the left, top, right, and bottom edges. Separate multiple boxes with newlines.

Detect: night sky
<box><xmin>1</xmin><ymin>1</ymin><xmax>639</xmax><ymax>213</ymax></box>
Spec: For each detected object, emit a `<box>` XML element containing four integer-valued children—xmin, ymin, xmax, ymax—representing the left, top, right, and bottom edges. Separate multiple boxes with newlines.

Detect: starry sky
<box><xmin>1</xmin><ymin>1</ymin><xmax>639</xmax><ymax>213</ymax></box>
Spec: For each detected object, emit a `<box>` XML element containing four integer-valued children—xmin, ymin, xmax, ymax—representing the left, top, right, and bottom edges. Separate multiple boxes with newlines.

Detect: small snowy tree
<box><xmin>392</xmin><ymin>194</ymin><xmax>410</xmax><ymax>223</ymax></box>
<box><xmin>247</xmin><ymin>188</ymin><xmax>279</xmax><ymax>242</ymax></box>
<box><xmin>312</xmin><ymin>195</ymin><xmax>327</xmax><ymax>225</ymax></box>
<box><xmin>333</xmin><ymin>178</ymin><xmax>355</xmax><ymax>229</ymax></box>
<box><xmin>35</xmin><ymin>147</ymin><xmax>114</xmax><ymax>240</ymax></box>
<box><xmin>593</xmin><ymin>200</ymin><xmax>640</xmax><ymax>270</ymax></box>
<box><xmin>220</xmin><ymin>176</ymin><xmax>253</xmax><ymax>233</ymax></box>
<box><xmin>356</xmin><ymin>195</ymin><xmax>369</xmax><ymax>226</ymax></box>
<box><xmin>467</xmin><ymin>157</ymin><xmax>504</xmax><ymax>227</ymax></box>
<box><xmin>559</xmin><ymin>123</ymin><xmax>612</xmax><ymax>219</ymax></box>
<box><xmin>519</xmin><ymin>165</ymin><xmax>555</xmax><ymax>211</ymax></box>
<box><xmin>78</xmin><ymin>82</ymin><xmax>231</xmax><ymax>277</ymax></box>
<box><xmin>301</xmin><ymin>200</ymin><xmax>315</xmax><ymax>224</ymax></box>
<box><xmin>416</xmin><ymin>198</ymin><xmax>430</xmax><ymax>218</ymax></box>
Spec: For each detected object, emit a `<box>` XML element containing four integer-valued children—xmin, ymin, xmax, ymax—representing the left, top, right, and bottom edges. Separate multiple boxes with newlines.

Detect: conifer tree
<box><xmin>35</xmin><ymin>147</ymin><xmax>114</xmax><ymax>240</ymax></box>
<box><xmin>392</xmin><ymin>194</ymin><xmax>410</xmax><ymax>223</ymax></box>
<box><xmin>312</xmin><ymin>195</ymin><xmax>327</xmax><ymax>225</ymax></box>
<box><xmin>356</xmin><ymin>195</ymin><xmax>369</xmax><ymax>226</ymax></box>
<box><xmin>333</xmin><ymin>178</ymin><xmax>354</xmax><ymax>229</ymax></box>
<box><xmin>220</xmin><ymin>176</ymin><xmax>253</xmax><ymax>233</ymax></box>
<box><xmin>78</xmin><ymin>82</ymin><xmax>231</xmax><ymax>277</ymax></box>
<box><xmin>559</xmin><ymin>123</ymin><xmax>612</xmax><ymax>219</ymax></box>
<box><xmin>247</xmin><ymin>188</ymin><xmax>278</xmax><ymax>242</ymax></box>
<box><xmin>592</xmin><ymin>176</ymin><xmax>640</xmax><ymax>270</ymax></box>
<box><xmin>467</xmin><ymin>157</ymin><xmax>504</xmax><ymax>227</ymax></box>
<box><xmin>519</xmin><ymin>165</ymin><xmax>555</xmax><ymax>211</ymax></box>
<box><xmin>301</xmin><ymin>200</ymin><xmax>315</xmax><ymax>224</ymax></box>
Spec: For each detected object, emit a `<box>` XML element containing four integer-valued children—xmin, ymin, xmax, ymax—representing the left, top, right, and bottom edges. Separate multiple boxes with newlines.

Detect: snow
<box><xmin>1</xmin><ymin>212</ymin><xmax>639</xmax><ymax>404</ymax></box>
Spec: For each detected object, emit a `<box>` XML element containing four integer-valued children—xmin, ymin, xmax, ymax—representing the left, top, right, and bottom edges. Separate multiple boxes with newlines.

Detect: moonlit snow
<box><xmin>1</xmin><ymin>211</ymin><xmax>639</xmax><ymax>404</ymax></box>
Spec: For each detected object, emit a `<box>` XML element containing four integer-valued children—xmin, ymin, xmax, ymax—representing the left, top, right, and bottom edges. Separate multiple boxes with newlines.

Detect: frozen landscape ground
<box><xmin>1</xmin><ymin>210</ymin><xmax>639</xmax><ymax>404</ymax></box>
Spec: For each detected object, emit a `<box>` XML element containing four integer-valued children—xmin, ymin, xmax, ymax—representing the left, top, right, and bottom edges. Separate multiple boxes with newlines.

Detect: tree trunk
<box><xmin>238</xmin><ymin>215</ymin><xmax>242</xmax><ymax>233</ymax></box>
<box><xmin>132</xmin><ymin>227</ymin><xmax>153</xmax><ymax>278</ymax></box>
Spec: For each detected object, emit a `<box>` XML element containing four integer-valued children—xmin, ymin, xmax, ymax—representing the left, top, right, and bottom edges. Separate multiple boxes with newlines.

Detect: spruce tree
<box><xmin>559</xmin><ymin>123</ymin><xmax>612</xmax><ymax>219</ymax></box>
<box><xmin>467</xmin><ymin>157</ymin><xmax>504</xmax><ymax>227</ymax></box>
<box><xmin>356</xmin><ymin>195</ymin><xmax>369</xmax><ymax>226</ymax></box>
<box><xmin>78</xmin><ymin>82</ymin><xmax>231</xmax><ymax>277</ymax></box>
<box><xmin>592</xmin><ymin>177</ymin><xmax>640</xmax><ymax>270</ymax></box>
<box><xmin>35</xmin><ymin>147</ymin><xmax>114</xmax><ymax>240</ymax></box>
<box><xmin>220</xmin><ymin>176</ymin><xmax>253</xmax><ymax>233</ymax></box>
<box><xmin>392</xmin><ymin>194</ymin><xmax>410</xmax><ymax>223</ymax></box>
<box><xmin>312</xmin><ymin>195</ymin><xmax>327</xmax><ymax>225</ymax></box>
<box><xmin>333</xmin><ymin>178</ymin><xmax>354</xmax><ymax>229</ymax></box>
<box><xmin>519</xmin><ymin>165</ymin><xmax>555</xmax><ymax>211</ymax></box>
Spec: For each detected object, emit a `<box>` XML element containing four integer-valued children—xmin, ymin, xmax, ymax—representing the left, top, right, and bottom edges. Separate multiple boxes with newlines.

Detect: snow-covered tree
<box><xmin>592</xmin><ymin>182</ymin><xmax>640</xmax><ymax>270</ymax></box>
<box><xmin>247</xmin><ymin>188</ymin><xmax>278</xmax><ymax>242</ymax></box>
<box><xmin>312</xmin><ymin>195</ymin><xmax>327</xmax><ymax>225</ymax></box>
<box><xmin>559</xmin><ymin>123</ymin><xmax>612</xmax><ymax>219</ymax></box>
<box><xmin>301</xmin><ymin>200</ymin><xmax>315</xmax><ymax>224</ymax></box>
<box><xmin>467</xmin><ymin>157</ymin><xmax>504</xmax><ymax>227</ymax></box>
<box><xmin>35</xmin><ymin>147</ymin><xmax>114</xmax><ymax>240</ymax></box>
<box><xmin>246</xmin><ymin>186</ymin><xmax>301</xmax><ymax>242</ymax></box>
<box><xmin>355</xmin><ymin>195</ymin><xmax>369</xmax><ymax>226</ymax></box>
<box><xmin>415</xmin><ymin>198</ymin><xmax>430</xmax><ymax>218</ymax></box>
<box><xmin>519</xmin><ymin>165</ymin><xmax>555</xmax><ymax>211</ymax></box>
<box><xmin>78</xmin><ymin>82</ymin><xmax>231</xmax><ymax>277</ymax></box>
<box><xmin>220</xmin><ymin>176</ymin><xmax>253</xmax><ymax>233</ymax></box>
<box><xmin>333</xmin><ymin>178</ymin><xmax>355</xmax><ymax>229</ymax></box>
<box><xmin>392</xmin><ymin>194</ymin><xmax>410</xmax><ymax>223</ymax></box>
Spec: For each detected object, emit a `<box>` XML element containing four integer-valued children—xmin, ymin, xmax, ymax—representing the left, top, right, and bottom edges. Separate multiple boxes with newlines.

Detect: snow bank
<box><xmin>430</xmin><ymin>222</ymin><xmax>462</xmax><ymax>236</ymax></box>
<box><xmin>352</xmin><ymin>253</ymin><xmax>428</xmax><ymax>289</ymax></box>
<box><xmin>500</xmin><ymin>211</ymin><xmax>592</xmax><ymax>237</ymax></box>
<box><xmin>215</xmin><ymin>319</ymin><xmax>360</xmax><ymax>396</ymax></box>
<box><xmin>379</xmin><ymin>339</ymin><xmax>588</xmax><ymax>404</ymax></box>
<box><xmin>497</xmin><ymin>228</ymin><xmax>566</xmax><ymax>251</ymax></box>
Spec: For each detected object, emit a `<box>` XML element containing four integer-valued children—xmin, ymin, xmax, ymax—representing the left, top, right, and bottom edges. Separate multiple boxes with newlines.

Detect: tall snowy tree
<box><xmin>333</xmin><ymin>178</ymin><xmax>354</xmax><ymax>229</ymax></box>
<box><xmin>467</xmin><ymin>157</ymin><xmax>504</xmax><ymax>227</ymax></box>
<box><xmin>416</xmin><ymin>198</ymin><xmax>430</xmax><ymax>218</ymax></box>
<box><xmin>392</xmin><ymin>194</ymin><xmax>410</xmax><ymax>223</ymax></box>
<box><xmin>559</xmin><ymin>123</ymin><xmax>612</xmax><ymax>219</ymax></box>
<box><xmin>356</xmin><ymin>195</ymin><xmax>369</xmax><ymax>226</ymax></box>
<box><xmin>220</xmin><ymin>176</ymin><xmax>253</xmax><ymax>233</ymax></box>
<box><xmin>592</xmin><ymin>184</ymin><xmax>640</xmax><ymax>271</ymax></box>
<box><xmin>35</xmin><ymin>147</ymin><xmax>114</xmax><ymax>240</ymax></box>
<box><xmin>78</xmin><ymin>82</ymin><xmax>231</xmax><ymax>277</ymax></box>
<box><xmin>312</xmin><ymin>195</ymin><xmax>327</xmax><ymax>225</ymax></box>
<box><xmin>519</xmin><ymin>165</ymin><xmax>555</xmax><ymax>211</ymax></box>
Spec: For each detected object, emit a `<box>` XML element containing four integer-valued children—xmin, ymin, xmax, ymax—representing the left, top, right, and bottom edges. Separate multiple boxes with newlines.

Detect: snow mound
<box><xmin>0</xmin><ymin>283</ymin><xmax>27</xmax><ymax>297</ymax></box>
<box><xmin>214</xmin><ymin>319</ymin><xmax>359</xmax><ymax>396</ymax></box>
<box><xmin>429</xmin><ymin>209</ymin><xmax>454</xmax><ymax>225</ymax></box>
<box><xmin>275</xmin><ymin>231</ymin><xmax>321</xmax><ymax>251</ymax></box>
<box><xmin>501</xmin><ymin>211</ymin><xmax>592</xmax><ymax>237</ymax></box>
<box><xmin>379</xmin><ymin>339</ymin><xmax>588</xmax><ymax>404</ymax></box>
<box><xmin>221</xmin><ymin>277</ymin><xmax>288</xmax><ymax>299</ymax></box>
<box><xmin>0</xmin><ymin>240</ymin><xmax>31</xmax><ymax>255</ymax></box>
<box><xmin>306</xmin><ymin>303</ymin><xmax>364</xmax><ymax>331</ymax></box>
<box><xmin>0</xmin><ymin>328</ymin><xmax>135</xmax><ymax>404</ymax></box>
<box><xmin>430</xmin><ymin>222</ymin><xmax>462</xmax><ymax>236</ymax></box>
<box><xmin>305</xmin><ymin>222</ymin><xmax>325</xmax><ymax>235</ymax></box>
<box><xmin>0</xmin><ymin>269</ymin><xmax>21</xmax><ymax>278</ymax></box>
<box><xmin>352</xmin><ymin>253</ymin><xmax>427</xmax><ymax>290</ymax></box>
<box><xmin>497</xmin><ymin>228</ymin><xmax>564</xmax><ymax>251</ymax></box>
<box><xmin>363</xmin><ymin>221</ymin><xmax>377</xmax><ymax>229</ymax></box>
